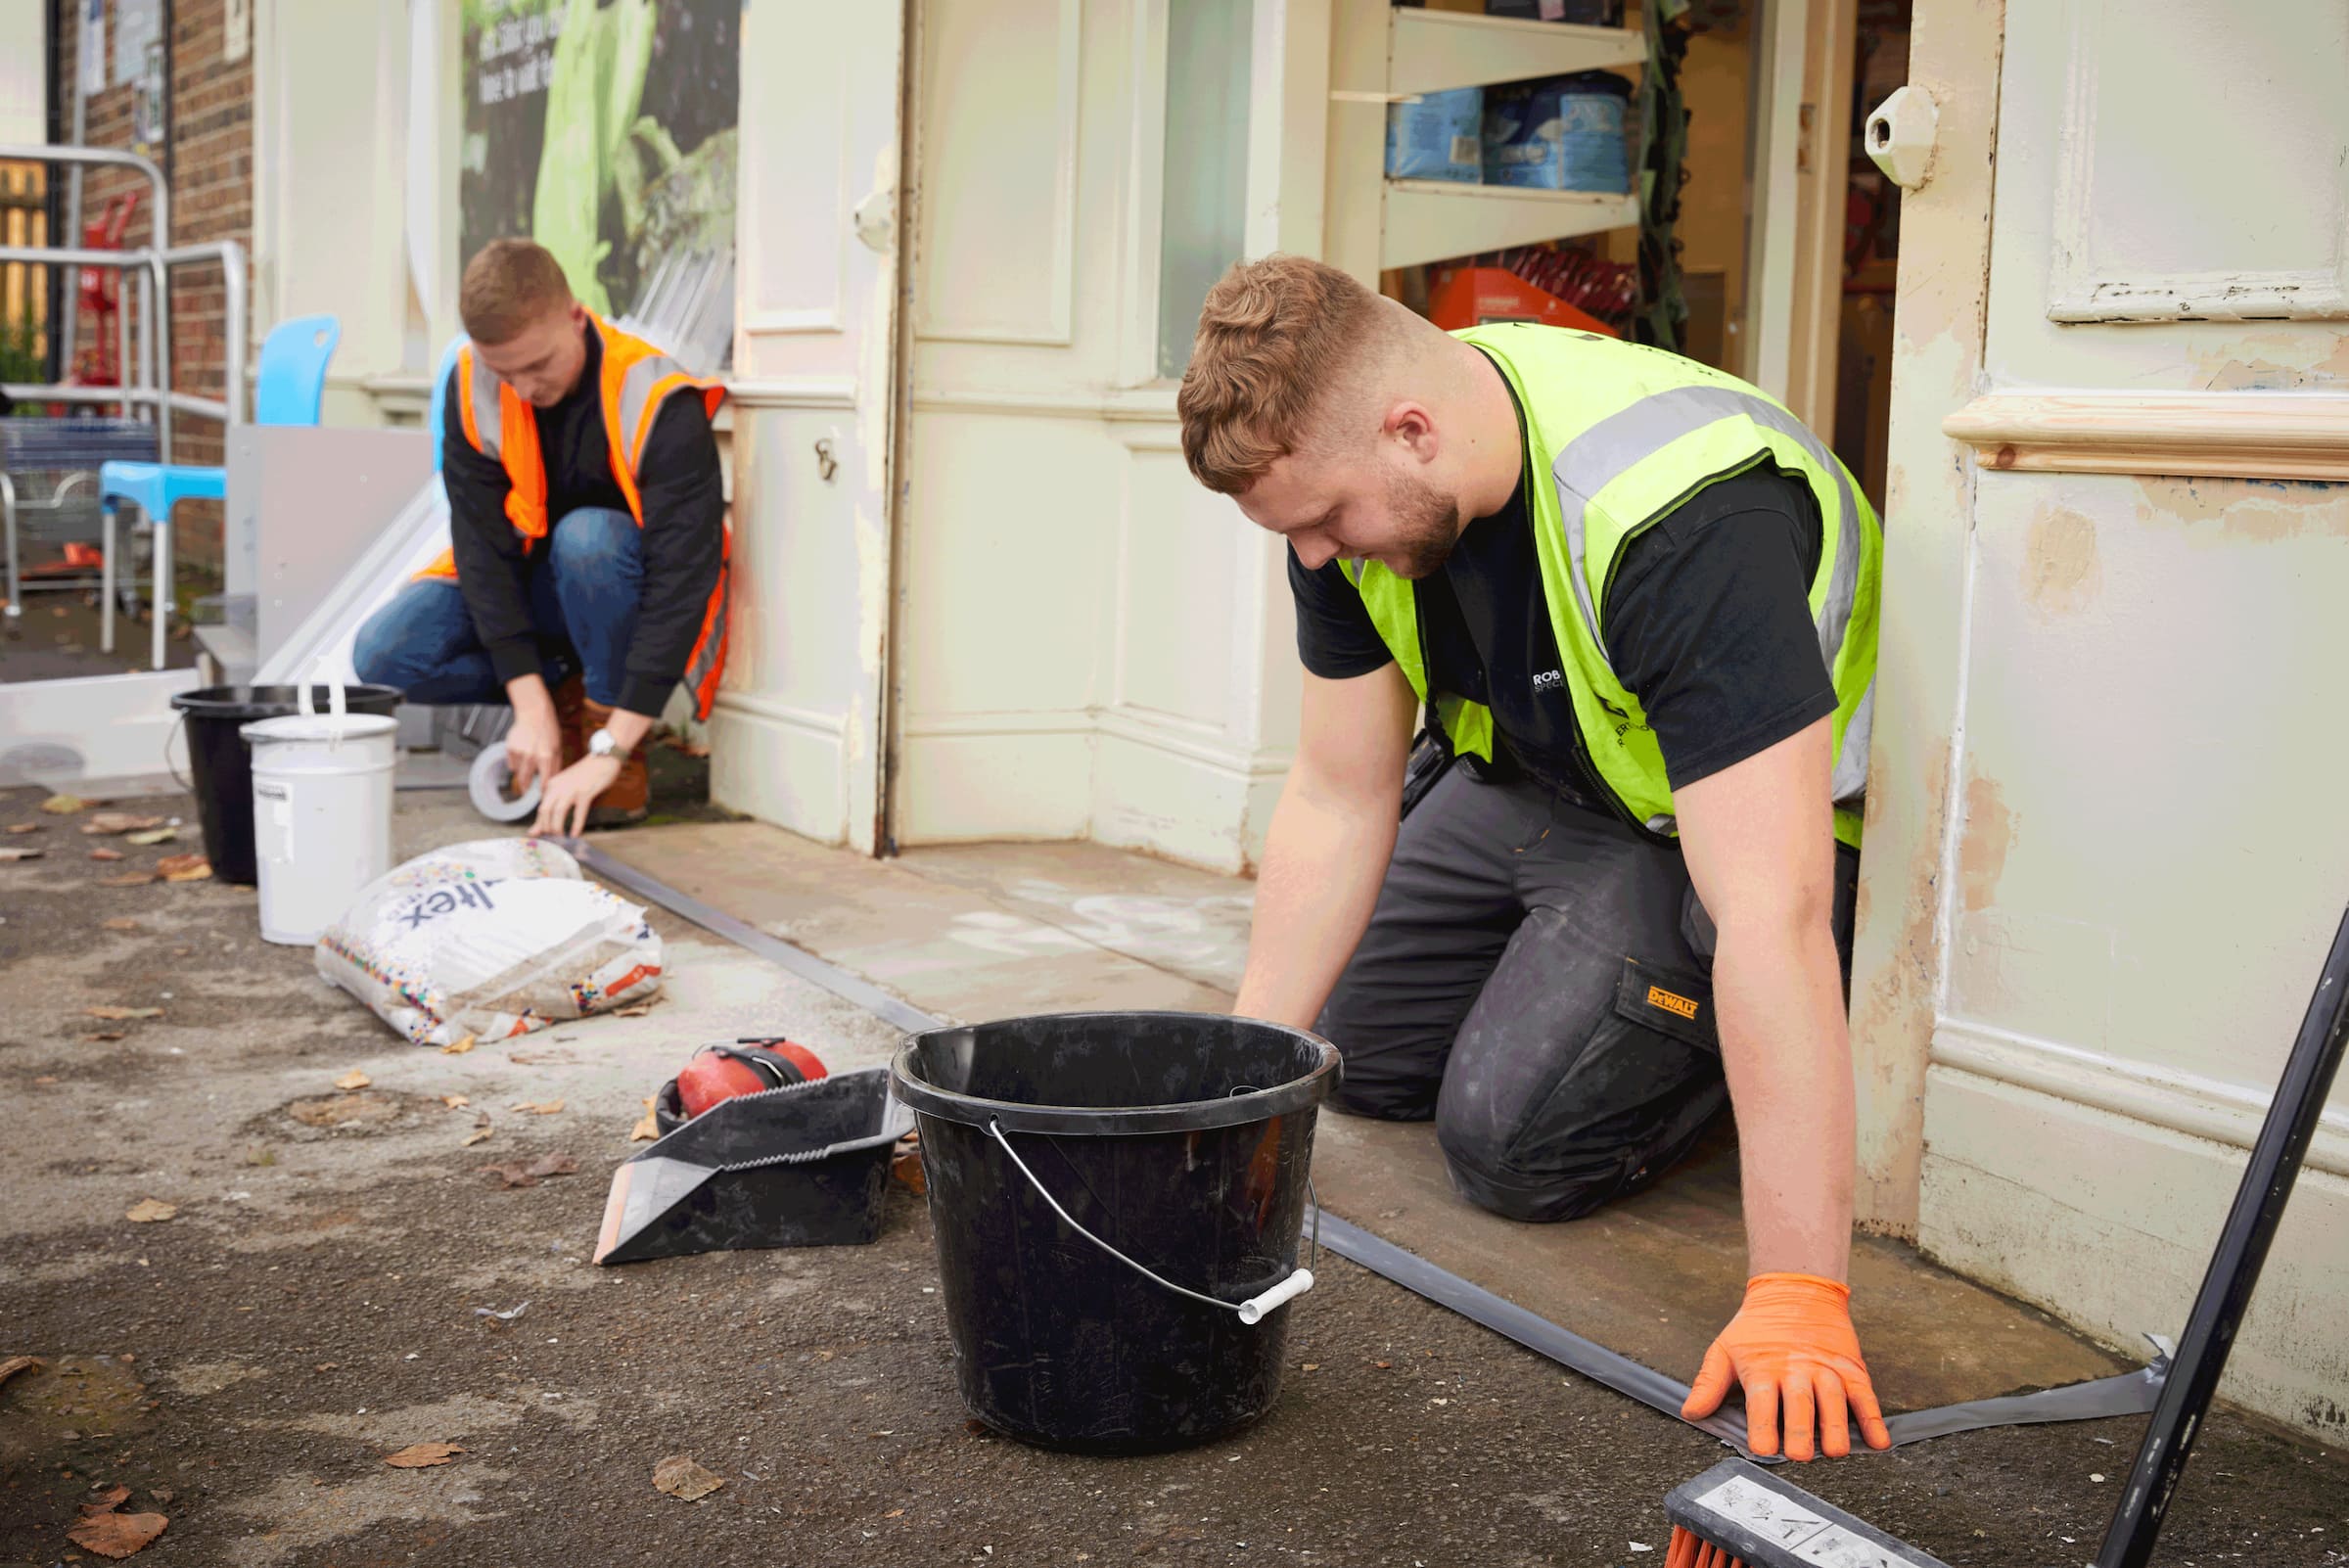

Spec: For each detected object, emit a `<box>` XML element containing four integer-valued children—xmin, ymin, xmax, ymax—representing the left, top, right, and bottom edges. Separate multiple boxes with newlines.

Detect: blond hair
<box><xmin>1177</xmin><ymin>255</ymin><xmax>1391</xmax><ymax>495</ymax></box>
<box><xmin>459</xmin><ymin>238</ymin><xmax>575</xmax><ymax>346</ymax></box>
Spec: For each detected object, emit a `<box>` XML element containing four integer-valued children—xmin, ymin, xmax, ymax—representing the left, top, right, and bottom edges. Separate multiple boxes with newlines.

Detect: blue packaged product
<box><xmin>1386</xmin><ymin>86</ymin><xmax>1486</xmax><ymax>183</ymax></box>
<box><xmin>1483</xmin><ymin>71</ymin><xmax>1633</xmax><ymax>193</ymax></box>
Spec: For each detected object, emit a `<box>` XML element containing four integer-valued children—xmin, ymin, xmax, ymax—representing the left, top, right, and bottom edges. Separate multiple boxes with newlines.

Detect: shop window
<box><xmin>1156</xmin><ymin>0</ymin><xmax>1253</xmax><ymax>380</ymax></box>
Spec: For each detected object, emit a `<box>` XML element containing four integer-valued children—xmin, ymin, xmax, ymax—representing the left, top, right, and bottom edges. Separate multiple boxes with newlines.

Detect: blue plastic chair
<box><xmin>99</xmin><ymin>312</ymin><xmax>342</xmax><ymax>667</ymax></box>
<box><xmin>424</xmin><ymin>334</ymin><xmax>468</xmax><ymax>474</ymax></box>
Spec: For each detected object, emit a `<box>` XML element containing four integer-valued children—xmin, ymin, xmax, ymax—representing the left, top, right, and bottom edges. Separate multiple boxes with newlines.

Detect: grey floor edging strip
<box><xmin>569</xmin><ymin>837</ymin><xmax>2168</xmax><ymax>1459</ymax></box>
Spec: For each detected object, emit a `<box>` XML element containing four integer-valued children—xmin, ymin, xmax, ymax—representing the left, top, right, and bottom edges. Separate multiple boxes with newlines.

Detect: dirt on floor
<box><xmin>1</xmin><ymin>784</ymin><xmax>2343</xmax><ymax>1568</ymax></box>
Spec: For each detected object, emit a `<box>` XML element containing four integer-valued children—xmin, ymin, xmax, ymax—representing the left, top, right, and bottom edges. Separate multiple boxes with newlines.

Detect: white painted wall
<box><xmin>1857</xmin><ymin>0</ymin><xmax>2349</xmax><ymax>1441</ymax></box>
<box><xmin>888</xmin><ymin>0</ymin><xmax>1315</xmax><ymax>874</ymax></box>
<box><xmin>0</xmin><ymin>0</ymin><xmax>44</xmax><ymax>146</ymax></box>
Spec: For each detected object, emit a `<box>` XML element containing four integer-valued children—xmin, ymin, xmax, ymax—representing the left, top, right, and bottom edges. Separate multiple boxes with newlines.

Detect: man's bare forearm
<box><xmin>1232</xmin><ymin>772</ymin><xmax>1400</xmax><ymax>1030</ymax></box>
<box><xmin>1711</xmin><ymin>910</ymin><xmax>1856</xmax><ymax>1280</ymax></box>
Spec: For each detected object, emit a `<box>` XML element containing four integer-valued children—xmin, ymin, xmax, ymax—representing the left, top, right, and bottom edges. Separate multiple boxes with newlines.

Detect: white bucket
<box><xmin>243</xmin><ymin>680</ymin><xmax>398</xmax><ymax>946</ymax></box>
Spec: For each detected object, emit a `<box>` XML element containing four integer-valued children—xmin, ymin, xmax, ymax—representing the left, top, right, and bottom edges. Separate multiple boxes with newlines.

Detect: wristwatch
<box><xmin>587</xmin><ymin>727</ymin><xmax>620</xmax><ymax>759</ymax></box>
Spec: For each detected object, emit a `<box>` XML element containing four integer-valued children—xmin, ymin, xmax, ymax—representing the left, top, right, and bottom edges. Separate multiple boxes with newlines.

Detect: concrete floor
<box><xmin>2</xmin><ymin>787</ymin><xmax>2343</xmax><ymax>1567</ymax></box>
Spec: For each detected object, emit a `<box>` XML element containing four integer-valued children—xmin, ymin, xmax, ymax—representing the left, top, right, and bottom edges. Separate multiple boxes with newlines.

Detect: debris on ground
<box><xmin>97</xmin><ymin>871</ymin><xmax>159</xmax><ymax>887</ymax></box>
<box><xmin>0</xmin><ymin>846</ymin><xmax>43</xmax><ymax>862</ymax></box>
<box><xmin>628</xmin><ymin>1097</ymin><xmax>659</xmax><ymax>1141</ymax></box>
<box><xmin>80</xmin><ymin>812</ymin><xmax>162</xmax><ymax>835</ymax></box>
<box><xmin>83</xmin><ymin>1031</ymin><xmax>127</xmax><ymax>1042</ymax></box>
<box><xmin>124</xmin><ymin>827</ymin><xmax>177</xmax><ymax>846</ymax></box>
<box><xmin>4</xmin><ymin>821</ymin><xmax>39</xmax><ymax>834</ymax></box>
<box><xmin>473</xmin><ymin>1301</ymin><xmax>530</xmax><ymax>1322</ymax></box>
<box><xmin>86</xmin><ymin>1005</ymin><xmax>163</xmax><ymax>1020</ymax></box>
<box><xmin>157</xmin><ymin>853</ymin><xmax>212</xmax><ymax>883</ymax></box>
<box><xmin>67</xmin><ymin>1486</ymin><xmax>168</xmax><ymax>1559</ymax></box>
<box><xmin>0</xmin><ymin>1355</ymin><xmax>42</xmax><ymax>1390</ymax></box>
<box><xmin>334</xmin><ymin>1070</ymin><xmax>372</xmax><ymax>1090</ymax></box>
<box><xmin>510</xmin><ymin>1099</ymin><xmax>564</xmax><ymax>1116</ymax></box>
<box><xmin>383</xmin><ymin>1442</ymin><xmax>465</xmax><ymax>1468</ymax></box>
<box><xmin>123</xmin><ymin>1200</ymin><xmax>177</xmax><ymax>1223</ymax></box>
<box><xmin>478</xmin><ymin>1152</ymin><xmax>578</xmax><ymax>1189</ymax></box>
<box><xmin>440</xmin><ymin>1034</ymin><xmax>477</xmax><ymax>1056</ymax></box>
<box><xmin>462</xmin><ymin>1120</ymin><xmax>494</xmax><ymax>1146</ymax></box>
<box><xmin>441</xmin><ymin>1093</ymin><xmax>470</xmax><ymax>1109</ymax></box>
<box><xmin>652</xmin><ymin>1455</ymin><xmax>725</xmax><ymax>1501</ymax></box>
<box><xmin>91</xmin><ymin>847</ymin><xmax>126</xmax><ymax>861</ymax></box>
<box><xmin>40</xmin><ymin>795</ymin><xmax>86</xmax><ymax>814</ymax></box>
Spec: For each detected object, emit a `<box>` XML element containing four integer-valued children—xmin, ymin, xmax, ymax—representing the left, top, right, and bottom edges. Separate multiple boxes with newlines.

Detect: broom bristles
<box><xmin>1665</xmin><ymin>1523</ymin><xmax>1748</xmax><ymax>1568</ymax></box>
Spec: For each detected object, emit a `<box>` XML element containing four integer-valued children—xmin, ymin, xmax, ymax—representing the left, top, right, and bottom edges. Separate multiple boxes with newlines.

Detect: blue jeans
<box><xmin>354</xmin><ymin>507</ymin><xmax>643</xmax><ymax>706</ymax></box>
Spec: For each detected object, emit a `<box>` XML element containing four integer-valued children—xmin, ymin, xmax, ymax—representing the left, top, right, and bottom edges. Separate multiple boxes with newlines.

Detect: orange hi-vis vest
<box><xmin>421</xmin><ymin>314</ymin><xmax>731</xmax><ymax>719</ymax></box>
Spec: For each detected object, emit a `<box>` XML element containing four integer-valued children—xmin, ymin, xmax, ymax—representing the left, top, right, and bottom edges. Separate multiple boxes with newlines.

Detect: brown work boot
<box><xmin>579</xmin><ymin>697</ymin><xmax>650</xmax><ymax>828</ymax></box>
<box><xmin>550</xmin><ymin>675</ymin><xmax>590</xmax><ymax>767</ymax></box>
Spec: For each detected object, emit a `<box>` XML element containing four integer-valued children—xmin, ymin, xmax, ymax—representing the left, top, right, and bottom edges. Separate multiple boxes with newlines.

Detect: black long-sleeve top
<box><xmin>441</xmin><ymin>328</ymin><xmax>726</xmax><ymax>717</ymax></box>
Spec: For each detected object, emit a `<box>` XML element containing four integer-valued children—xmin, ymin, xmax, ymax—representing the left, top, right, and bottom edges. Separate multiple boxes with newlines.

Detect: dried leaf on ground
<box><xmin>616</xmin><ymin>1002</ymin><xmax>656</xmax><ymax>1018</ymax></box>
<box><xmin>478</xmin><ymin>1152</ymin><xmax>577</xmax><ymax>1189</ymax></box>
<box><xmin>80</xmin><ymin>812</ymin><xmax>162</xmax><ymax>835</ymax></box>
<box><xmin>97</xmin><ymin>871</ymin><xmax>159</xmax><ymax>887</ymax></box>
<box><xmin>83</xmin><ymin>1031</ymin><xmax>128</xmax><ymax>1042</ymax></box>
<box><xmin>4</xmin><ymin>822</ymin><xmax>39</xmax><ymax>834</ymax></box>
<box><xmin>892</xmin><ymin>1145</ymin><xmax>927</xmax><ymax>1195</ymax></box>
<box><xmin>509</xmin><ymin>1099</ymin><xmax>563</xmax><ymax>1115</ymax></box>
<box><xmin>91</xmin><ymin>849</ymin><xmax>127</xmax><ymax>862</ymax></box>
<box><xmin>123</xmin><ymin>828</ymin><xmax>177</xmax><ymax>847</ymax></box>
<box><xmin>0</xmin><ymin>847</ymin><xmax>43</xmax><ymax>862</ymax></box>
<box><xmin>157</xmin><ymin>854</ymin><xmax>211</xmax><ymax>883</ymax></box>
<box><xmin>461</xmin><ymin>1124</ymin><xmax>493</xmax><ymax>1147</ymax></box>
<box><xmin>124</xmin><ymin>1199</ymin><xmax>177</xmax><ymax>1223</ymax></box>
<box><xmin>87</xmin><ymin>1006</ymin><xmax>164</xmax><ymax>1021</ymax></box>
<box><xmin>438</xmin><ymin>1034</ymin><xmax>477</xmax><ymax>1056</ymax></box>
<box><xmin>383</xmin><ymin>1442</ymin><xmax>464</xmax><ymax>1468</ymax></box>
<box><xmin>334</xmin><ymin>1070</ymin><xmax>371</xmax><ymax>1090</ymax></box>
<box><xmin>440</xmin><ymin>1093</ymin><xmax>470</xmax><ymax>1109</ymax></box>
<box><xmin>101</xmin><ymin>916</ymin><xmax>140</xmax><ymax>929</ymax></box>
<box><xmin>0</xmin><ymin>1355</ymin><xmax>43</xmax><ymax>1389</ymax></box>
<box><xmin>628</xmin><ymin>1097</ymin><xmax>659</xmax><ymax>1141</ymax></box>
<box><xmin>652</xmin><ymin>1455</ymin><xmax>725</xmax><ymax>1501</ymax></box>
<box><xmin>67</xmin><ymin>1508</ymin><xmax>167</xmax><ymax>1558</ymax></box>
<box><xmin>40</xmin><ymin>795</ymin><xmax>86</xmax><ymax>814</ymax></box>
<box><xmin>79</xmin><ymin>1485</ymin><xmax>133</xmax><ymax>1516</ymax></box>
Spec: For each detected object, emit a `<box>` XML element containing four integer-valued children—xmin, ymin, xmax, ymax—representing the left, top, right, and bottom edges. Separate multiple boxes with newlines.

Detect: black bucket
<box><xmin>891</xmin><ymin>1011</ymin><xmax>1340</xmax><ymax>1454</ymax></box>
<box><xmin>168</xmin><ymin>684</ymin><xmax>402</xmax><ymax>885</ymax></box>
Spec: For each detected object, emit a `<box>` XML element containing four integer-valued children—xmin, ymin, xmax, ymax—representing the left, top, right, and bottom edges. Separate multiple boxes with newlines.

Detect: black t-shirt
<box><xmin>443</xmin><ymin>327</ymin><xmax>726</xmax><ymax>717</ymax></box>
<box><xmin>1288</xmin><ymin>385</ymin><xmax>1836</xmax><ymax>813</ymax></box>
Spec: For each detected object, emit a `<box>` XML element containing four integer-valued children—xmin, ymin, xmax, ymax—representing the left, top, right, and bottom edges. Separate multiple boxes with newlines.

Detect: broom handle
<box><xmin>2096</xmin><ymin>902</ymin><xmax>2349</xmax><ymax>1568</ymax></box>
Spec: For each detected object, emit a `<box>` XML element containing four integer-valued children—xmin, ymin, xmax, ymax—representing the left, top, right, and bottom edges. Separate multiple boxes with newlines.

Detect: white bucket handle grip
<box><xmin>985</xmin><ymin>1119</ymin><xmax>1313</xmax><ymax>1327</ymax></box>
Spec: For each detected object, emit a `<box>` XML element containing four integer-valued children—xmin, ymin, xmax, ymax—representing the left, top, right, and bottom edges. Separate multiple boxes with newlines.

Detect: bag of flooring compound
<box><xmin>316</xmin><ymin>837</ymin><xmax>664</xmax><ymax>1047</ymax></box>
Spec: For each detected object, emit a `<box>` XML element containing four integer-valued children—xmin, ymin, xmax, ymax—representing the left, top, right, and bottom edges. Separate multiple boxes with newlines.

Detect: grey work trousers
<box><xmin>1316</xmin><ymin>764</ymin><xmax>1859</xmax><ymax>1223</ymax></box>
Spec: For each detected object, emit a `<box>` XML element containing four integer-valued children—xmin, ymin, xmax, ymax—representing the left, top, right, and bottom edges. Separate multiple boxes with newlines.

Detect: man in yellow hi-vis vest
<box><xmin>1177</xmin><ymin>255</ymin><xmax>1887</xmax><ymax>1465</ymax></box>
<box><xmin>353</xmin><ymin>240</ymin><xmax>728</xmax><ymax>837</ymax></box>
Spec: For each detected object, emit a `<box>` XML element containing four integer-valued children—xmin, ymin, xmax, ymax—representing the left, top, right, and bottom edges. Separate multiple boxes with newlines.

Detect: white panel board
<box><xmin>914</xmin><ymin>0</ymin><xmax>1080</xmax><ymax>345</ymax></box>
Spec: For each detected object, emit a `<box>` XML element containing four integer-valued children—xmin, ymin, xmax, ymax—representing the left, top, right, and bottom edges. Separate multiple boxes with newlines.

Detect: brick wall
<box><xmin>52</xmin><ymin>0</ymin><xmax>253</xmax><ymax>569</ymax></box>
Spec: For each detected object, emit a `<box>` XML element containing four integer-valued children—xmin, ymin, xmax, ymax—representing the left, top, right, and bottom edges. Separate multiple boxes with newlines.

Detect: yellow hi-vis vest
<box><xmin>1344</xmin><ymin>323</ymin><xmax>1880</xmax><ymax>848</ymax></box>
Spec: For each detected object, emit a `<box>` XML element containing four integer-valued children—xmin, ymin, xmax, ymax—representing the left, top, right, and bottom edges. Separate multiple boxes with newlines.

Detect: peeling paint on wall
<box><xmin>2133</xmin><ymin>476</ymin><xmax>2349</xmax><ymax>547</ymax></box>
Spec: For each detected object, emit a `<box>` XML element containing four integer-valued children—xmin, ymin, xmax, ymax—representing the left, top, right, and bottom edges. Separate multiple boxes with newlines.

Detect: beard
<box><xmin>1381</xmin><ymin>467</ymin><xmax>1465</xmax><ymax>579</ymax></box>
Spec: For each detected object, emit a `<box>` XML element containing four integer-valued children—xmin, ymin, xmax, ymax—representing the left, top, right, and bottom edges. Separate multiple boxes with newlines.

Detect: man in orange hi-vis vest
<box><xmin>353</xmin><ymin>239</ymin><xmax>727</xmax><ymax>836</ymax></box>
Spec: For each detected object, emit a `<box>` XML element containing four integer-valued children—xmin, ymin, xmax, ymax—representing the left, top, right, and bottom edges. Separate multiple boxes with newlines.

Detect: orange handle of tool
<box><xmin>1681</xmin><ymin>1271</ymin><xmax>1892</xmax><ymax>1461</ymax></box>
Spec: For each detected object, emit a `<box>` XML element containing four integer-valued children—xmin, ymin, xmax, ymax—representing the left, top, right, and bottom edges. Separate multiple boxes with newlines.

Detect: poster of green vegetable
<box><xmin>460</xmin><ymin>0</ymin><xmax>739</xmax><ymax>320</ymax></box>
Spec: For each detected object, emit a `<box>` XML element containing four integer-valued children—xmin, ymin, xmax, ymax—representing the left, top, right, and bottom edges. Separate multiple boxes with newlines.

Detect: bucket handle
<box><xmin>985</xmin><ymin>1119</ymin><xmax>1315</xmax><ymax>1327</ymax></box>
<box><xmin>298</xmin><ymin>660</ymin><xmax>349</xmax><ymax>748</ymax></box>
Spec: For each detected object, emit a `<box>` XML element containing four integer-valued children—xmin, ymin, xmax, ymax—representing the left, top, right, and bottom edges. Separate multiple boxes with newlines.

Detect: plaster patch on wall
<box><xmin>2134</xmin><ymin>476</ymin><xmax>2349</xmax><ymax>547</ymax></box>
<box><xmin>1959</xmin><ymin>769</ymin><xmax>2015</xmax><ymax>916</ymax></box>
<box><xmin>2022</xmin><ymin>506</ymin><xmax>2101</xmax><ymax>617</ymax></box>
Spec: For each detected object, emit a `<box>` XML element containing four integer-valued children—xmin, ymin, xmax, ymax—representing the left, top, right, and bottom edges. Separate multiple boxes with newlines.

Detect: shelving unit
<box><xmin>1325</xmin><ymin>1</ymin><xmax>1647</xmax><ymax>285</ymax></box>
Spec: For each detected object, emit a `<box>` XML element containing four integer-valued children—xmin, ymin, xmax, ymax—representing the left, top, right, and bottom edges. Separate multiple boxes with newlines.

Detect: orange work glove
<box><xmin>1680</xmin><ymin>1272</ymin><xmax>1892</xmax><ymax>1461</ymax></box>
